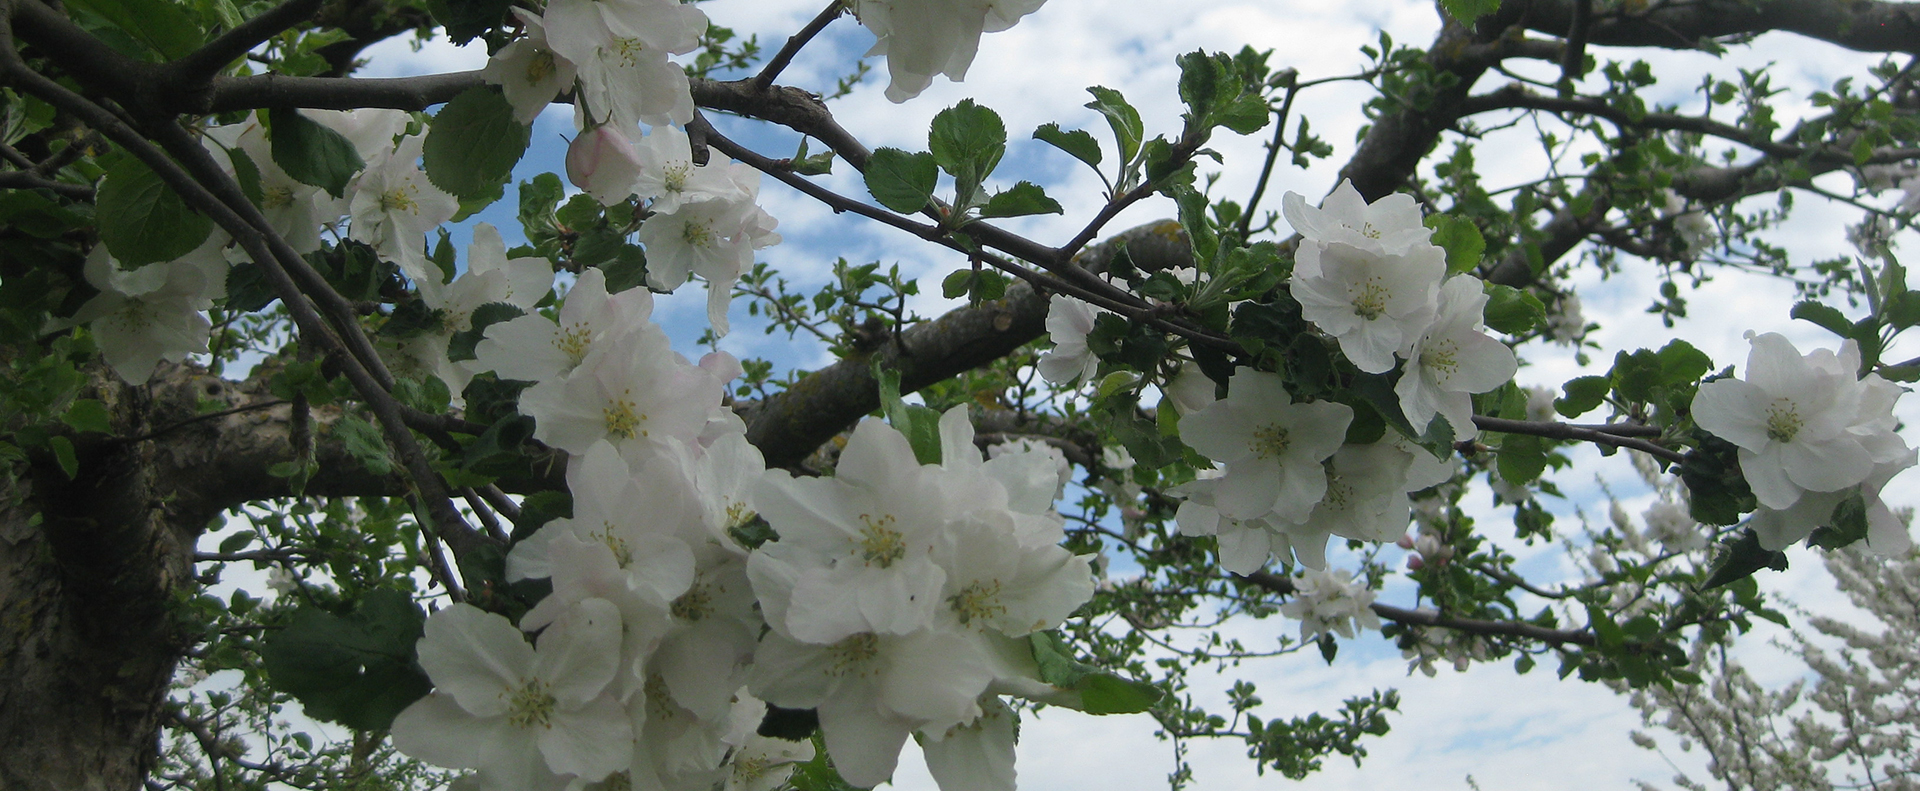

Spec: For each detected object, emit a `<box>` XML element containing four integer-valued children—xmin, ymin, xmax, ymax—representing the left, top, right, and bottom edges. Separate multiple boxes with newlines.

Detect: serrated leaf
<box><xmin>928</xmin><ymin>99</ymin><xmax>1006</xmax><ymax>184</ymax></box>
<box><xmin>863</xmin><ymin>148</ymin><xmax>938</xmax><ymax>213</ymax></box>
<box><xmin>259</xmin><ymin>589</ymin><xmax>431</xmax><ymax>731</ymax></box>
<box><xmin>269</xmin><ymin>108</ymin><xmax>365</xmax><ymax>200</ymax></box>
<box><xmin>1033</xmin><ymin>122</ymin><xmax>1102</xmax><ymax>171</ymax></box>
<box><xmin>224</xmin><ymin>263</ymin><xmax>280</xmax><ymax>312</ymax></box>
<box><xmin>423</xmin><ymin>87</ymin><xmax>528</xmax><ymax>200</ymax></box>
<box><xmin>1482</xmin><ymin>283</ymin><xmax>1546</xmax><ymax>335</ymax></box>
<box><xmin>1790</xmin><ymin>300</ymin><xmax>1854</xmax><ymax>338</ymax></box>
<box><xmin>941</xmin><ymin>269</ymin><xmax>974</xmax><ymax>299</ymax></box>
<box><xmin>1426</xmin><ymin>214</ymin><xmax>1486</xmax><ymax>275</ymax></box>
<box><xmin>1085</xmin><ymin>86</ymin><xmax>1144</xmax><ymax>164</ymax></box>
<box><xmin>96</xmin><ymin>154</ymin><xmax>213</xmax><ymax>267</ymax></box>
<box><xmin>977</xmin><ymin>181</ymin><xmax>1064</xmax><ymax>218</ymax></box>
<box><xmin>1496</xmin><ymin>432</ymin><xmax>1547</xmax><ymax>484</ymax></box>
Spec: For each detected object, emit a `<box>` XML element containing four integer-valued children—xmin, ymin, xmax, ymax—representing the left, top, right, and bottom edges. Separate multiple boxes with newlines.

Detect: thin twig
<box><xmin>1238</xmin><ymin>571</ymin><xmax>1597</xmax><ymax>646</ymax></box>
<box><xmin>173</xmin><ymin>0</ymin><xmax>323</xmax><ymax>83</ymax></box>
<box><xmin>751</xmin><ymin>0</ymin><xmax>844</xmax><ymax>89</ymax></box>
<box><xmin>1472</xmin><ymin>415</ymin><xmax>1685</xmax><ymax>463</ymax></box>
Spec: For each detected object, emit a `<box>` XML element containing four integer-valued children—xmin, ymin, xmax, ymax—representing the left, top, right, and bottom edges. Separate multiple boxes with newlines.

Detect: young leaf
<box><xmin>928</xmin><ymin>99</ymin><xmax>1007</xmax><ymax>183</ymax></box>
<box><xmin>1085</xmin><ymin>86</ymin><xmax>1145</xmax><ymax>164</ymax></box>
<box><xmin>977</xmin><ymin>181</ymin><xmax>1064</xmax><ymax>219</ymax></box>
<box><xmin>1441</xmin><ymin>0</ymin><xmax>1502</xmax><ymax>25</ymax></box>
<box><xmin>96</xmin><ymin>154</ymin><xmax>214</xmax><ymax>267</ymax></box>
<box><xmin>268</xmin><ymin>108</ymin><xmax>366</xmax><ymax>200</ymax></box>
<box><xmin>423</xmin><ymin>87</ymin><xmax>529</xmax><ymax>201</ymax></box>
<box><xmin>1482</xmin><ymin>283</ymin><xmax>1546</xmax><ymax>335</ymax></box>
<box><xmin>1790</xmin><ymin>300</ymin><xmax>1854</xmax><ymax>339</ymax></box>
<box><xmin>863</xmin><ymin>148</ymin><xmax>939</xmax><ymax>213</ymax></box>
<box><xmin>1033</xmin><ymin>122</ymin><xmax>1103</xmax><ymax>171</ymax></box>
<box><xmin>1426</xmin><ymin>214</ymin><xmax>1487</xmax><ymax>275</ymax></box>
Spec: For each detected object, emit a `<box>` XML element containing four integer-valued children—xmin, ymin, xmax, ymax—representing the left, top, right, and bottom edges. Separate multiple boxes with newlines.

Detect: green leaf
<box><xmin>48</xmin><ymin>435</ymin><xmax>78</xmax><ymax>479</ymax></box>
<box><xmin>1496</xmin><ymin>432</ymin><xmax>1547</xmax><ymax>484</ymax></box>
<box><xmin>790</xmin><ymin>138</ymin><xmax>835</xmax><ymax>176</ymax></box>
<box><xmin>1701</xmin><ymin>529</ymin><xmax>1788</xmax><ymax>589</ymax></box>
<box><xmin>1085</xmin><ymin>86</ymin><xmax>1145</xmax><ymax>164</ymax></box>
<box><xmin>1808</xmin><ymin>492</ymin><xmax>1870</xmax><ymax>550</ymax></box>
<box><xmin>62</xmin><ymin>399</ymin><xmax>111</xmax><ymax>434</ymax></box>
<box><xmin>1482</xmin><ymin>283</ymin><xmax>1546</xmax><ymax>335</ymax></box>
<box><xmin>96</xmin><ymin>154</ymin><xmax>213</xmax><ymax>267</ymax></box>
<box><xmin>928</xmin><ymin>99</ymin><xmax>1007</xmax><ymax>192</ymax></box>
<box><xmin>1426</xmin><ymin>214</ymin><xmax>1486</xmax><ymax>275</ymax></box>
<box><xmin>1440</xmin><ymin>0</ymin><xmax>1501</xmax><ymax>25</ymax></box>
<box><xmin>1033</xmin><ymin>122</ymin><xmax>1103</xmax><ymax>171</ymax></box>
<box><xmin>259</xmin><ymin>589</ymin><xmax>432</xmax><ymax>731</ymax></box>
<box><xmin>332</xmin><ymin>415</ymin><xmax>392</xmax><ymax>476</ymax></box>
<box><xmin>269</xmin><ymin>108</ymin><xmax>366</xmax><ymax>200</ymax></box>
<box><xmin>1027</xmin><ymin>632</ymin><xmax>1162</xmax><ymax>715</ymax></box>
<box><xmin>1555</xmin><ymin>375</ymin><xmax>1610</xmax><ymax>418</ymax></box>
<box><xmin>863</xmin><ymin>148</ymin><xmax>939</xmax><ymax>213</ymax></box>
<box><xmin>941</xmin><ymin>269</ymin><xmax>974</xmax><ymax>299</ymax></box>
<box><xmin>228</xmin><ymin>147</ymin><xmax>265</xmax><ymax>208</ymax></box>
<box><xmin>1790</xmin><ymin>300</ymin><xmax>1854</xmax><ymax>339</ymax></box>
<box><xmin>224</xmin><ymin>263</ymin><xmax>280</xmax><ymax>312</ymax></box>
<box><xmin>423</xmin><ymin>87</ymin><xmax>529</xmax><ymax>200</ymax></box>
<box><xmin>427</xmin><ymin>0</ymin><xmax>514</xmax><ymax>44</ymax></box>
<box><xmin>977</xmin><ymin>181</ymin><xmax>1064</xmax><ymax>219</ymax></box>
<box><xmin>65</xmin><ymin>0</ymin><xmax>202</xmax><ymax>60</ymax></box>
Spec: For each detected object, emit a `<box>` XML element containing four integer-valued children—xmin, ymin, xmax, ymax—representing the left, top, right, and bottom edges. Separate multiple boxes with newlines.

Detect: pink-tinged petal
<box><xmin>922</xmin><ymin>699</ymin><xmax>1017</xmax><ymax>791</ymax></box>
<box><xmin>538</xmin><ymin>693</ymin><xmax>634</xmax><ymax>780</ymax></box>
<box><xmin>416</xmin><ymin>604</ymin><xmax>532</xmax><ymax>716</ymax></box>
<box><xmin>816</xmin><ymin>691</ymin><xmax>913</xmax><ymax>788</ymax></box>
<box><xmin>533</xmin><ymin>598</ymin><xmax>623</xmax><ymax>705</ymax></box>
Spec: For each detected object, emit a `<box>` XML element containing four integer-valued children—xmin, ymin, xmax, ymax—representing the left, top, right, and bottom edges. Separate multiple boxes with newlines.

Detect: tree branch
<box><xmin>1238</xmin><ymin>570</ymin><xmax>1597</xmax><ymax>646</ymax></box>
<box><xmin>1517</xmin><ymin>0</ymin><xmax>1920</xmax><ymax>55</ymax></box>
<box><xmin>751</xmin><ymin>1</ymin><xmax>844</xmax><ymax>89</ymax></box>
<box><xmin>174</xmin><ymin>0</ymin><xmax>324</xmax><ymax>85</ymax></box>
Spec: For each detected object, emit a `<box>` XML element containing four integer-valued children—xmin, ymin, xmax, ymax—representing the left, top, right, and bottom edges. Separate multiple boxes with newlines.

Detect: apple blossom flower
<box><xmin>1290</xmin><ymin>239</ymin><xmax>1445</xmax><ymax>373</ymax></box>
<box><xmin>516</xmin><ymin>329</ymin><xmax>722</xmax><ymax>461</ymax></box>
<box><xmin>1691</xmin><ymin>332</ymin><xmax>1902</xmax><ymax>510</ymax></box>
<box><xmin>1279</xmin><ymin>567</ymin><xmax>1381</xmax><ymax>641</ymax></box>
<box><xmin>638</xmin><ymin>192</ymin><xmax>780</xmax><ymax>336</ymax></box>
<box><xmin>65</xmin><ymin>242</ymin><xmax>224</xmax><ymax>383</ymax></box>
<box><xmin>1174</xmin><ymin>473</ymin><xmax>1332</xmax><ymax>572</ymax></box>
<box><xmin>546</xmin><ymin>0</ymin><xmax>705</xmax><ymax>130</ymax></box>
<box><xmin>482</xmin><ymin>9</ymin><xmax>577</xmax><ymax>124</ymax></box>
<box><xmin>1036</xmin><ymin>294</ymin><xmax>1102</xmax><ymax>386</ymax></box>
<box><xmin>1303</xmin><ymin>442</ymin><xmax>1416</xmax><ymax>543</ymax></box>
<box><xmin>1177</xmin><ymin>367</ymin><xmax>1351</xmax><ymax>522</ymax></box>
<box><xmin>921</xmin><ymin>696</ymin><xmax>1018</xmax><ymax>791</ymax></box>
<box><xmin>391</xmin><ymin>600</ymin><xmax>633</xmax><ymax>787</ymax></box>
<box><xmin>1395</xmin><ymin>275</ymin><xmax>1518</xmax><ymax>440</ymax></box>
<box><xmin>476</xmin><ymin>268</ymin><xmax>657</xmax><ymax>384</ymax></box>
<box><xmin>633</xmin><ymin>124</ymin><xmax>750</xmax><ymax>214</ymax></box>
<box><xmin>724</xmin><ymin>732</ymin><xmax>815</xmax><ymax>791</ymax></box>
<box><xmin>346</xmin><ymin>133</ymin><xmax>457</xmax><ymax>284</ymax></box>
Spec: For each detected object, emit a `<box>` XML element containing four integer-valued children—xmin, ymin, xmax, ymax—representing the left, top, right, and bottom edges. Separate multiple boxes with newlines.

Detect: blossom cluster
<box><xmin>380</xmin><ymin>273</ymin><xmax>1096</xmax><ymax>789</ymax></box>
<box><xmin>1692</xmin><ymin>332</ymin><xmax>1915</xmax><ymax>553</ymax></box>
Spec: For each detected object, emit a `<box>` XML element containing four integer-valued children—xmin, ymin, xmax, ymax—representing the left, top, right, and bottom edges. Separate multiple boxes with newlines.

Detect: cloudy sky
<box><xmin>328</xmin><ymin>1</ymin><xmax>1920</xmax><ymax>788</ymax></box>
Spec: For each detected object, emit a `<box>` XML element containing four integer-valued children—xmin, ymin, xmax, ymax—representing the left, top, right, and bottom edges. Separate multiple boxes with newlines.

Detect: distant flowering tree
<box><xmin>7</xmin><ymin>0</ymin><xmax>1920</xmax><ymax>789</ymax></box>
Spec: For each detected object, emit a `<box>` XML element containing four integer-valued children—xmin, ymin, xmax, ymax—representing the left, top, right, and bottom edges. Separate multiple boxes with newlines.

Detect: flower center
<box><xmin>555</xmin><ymin>322</ymin><xmax>593</xmax><ymax>366</ymax></box>
<box><xmin>1349</xmin><ymin>276</ymin><xmax>1390</xmax><ymax>320</ymax></box>
<box><xmin>855</xmin><ymin>514</ymin><xmax>905</xmax><ymax>567</ymax></box>
<box><xmin>1419</xmin><ymin>338</ymin><xmax>1459</xmax><ymax>378</ymax></box>
<box><xmin>825</xmin><ymin>633</ymin><xmax>880</xmax><ymax>677</ymax></box>
<box><xmin>603</xmin><ymin>391</ymin><xmax>647</xmax><ymax>439</ymax></box>
<box><xmin>595</xmin><ymin>521</ymin><xmax>633</xmax><ymax>567</ymax></box>
<box><xmin>723</xmin><ymin>501</ymin><xmax>756</xmax><ymax>530</ymax></box>
<box><xmin>1765</xmin><ymin>400</ymin><xmax>1803</xmax><ymax>443</ymax></box>
<box><xmin>948</xmin><ymin>579</ymin><xmax>1006</xmax><ymax>626</ymax></box>
<box><xmin>612</xmin><ymin>37</ymin><xmax>647</xmax><ymax>67</ymax></box>
<box><xmin>380</xmin><ymin>184</ymin><xmax>418</xmax><ymax>214</ymax></box>
<box><xmin>662</xmin><ymin>162</ymin><xmax>692</xmax><ymax>194</ymax></box>
<box><xmin>733</xmin><ymin>756</ymin><xmax>771</xmax><ymax>783</ymax></box>
<box><xmin>504</xmin><ymin>678</ymin><xmax>557</xmax><ymax>728</ymax></box>
<box><xmin>261</xmin><ymin>185</ymin><xmax>294</xmax><ymax>209</ymax></box>
<box><xmin>526</xmin><ymin>50</ymin><xmax>556</xmax><ymax>84</ymax></box>
<box><xmin>671</xmin><ymin>581</ymin><xmax>712</xmax><ymax>621</ymax></box>
<box><xmin>1249</xmin><ymin>423</ymin><xmax>1291</xmax><ymax>459</ymax></box>
<box><xmin>681</xmin><ymin>219</ymin><xmax>717</xmax><ymax>249</ymax></box>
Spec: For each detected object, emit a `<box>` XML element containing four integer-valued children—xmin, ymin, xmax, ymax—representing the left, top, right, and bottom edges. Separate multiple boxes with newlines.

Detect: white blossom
<box><xmin>1289</xmin><ymin>239</ymin><xmax>1446</xmax><ymax>373</ymax></box>
<box><xmin>481</xmin><ymin>9</ymin><xmax>577</xmax><ymax>124</ymax></box>
<box><xmin>1036</xmin><ymin>295</ymin><xmax>1102</xmax><ymax>386</ymax></box>
<box><xmin>1177</xmin><ymin>367</ymin><xmax>1351</xmax><ymax>522</ymax></box>
<box><xmin>1395</xmin><ymin>275</ymin><xmax>1518</xmax><ymax>440</ymax></box>
<box><xmin>1281</xmin><ymin>180</ymin><xmax>1432</xmax><ymax>255</ymax></box>
<box><xmin>852</xmin><ymin>0</ymin><xmax>1047</xmax><ymax>103</ymax></box>
<box><xmin>1280</xmin><ymin>567</ymin><xmax>1381</xmax><ymax>641</ymax></box>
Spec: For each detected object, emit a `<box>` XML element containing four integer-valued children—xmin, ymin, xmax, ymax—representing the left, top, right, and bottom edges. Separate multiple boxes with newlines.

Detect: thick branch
<box><xmin>1518</xmin><ymin>0</ymin><xmax>1920</xmax><ymax>55</ymax></box>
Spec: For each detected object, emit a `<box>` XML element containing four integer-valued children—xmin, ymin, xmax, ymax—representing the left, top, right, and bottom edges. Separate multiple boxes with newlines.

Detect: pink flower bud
<box><xmin>566</xmin><ymin>125</ymin><xmax>644</xmax><ymax>206</ymax></box>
